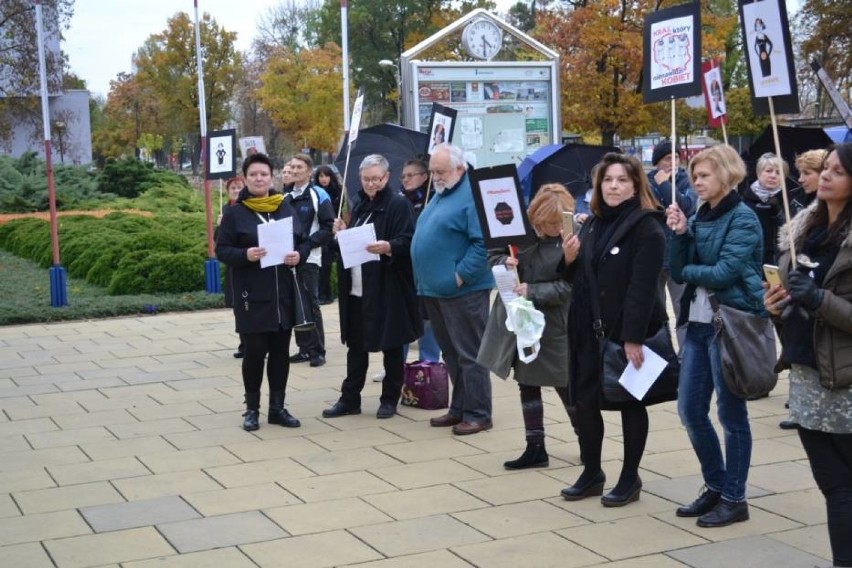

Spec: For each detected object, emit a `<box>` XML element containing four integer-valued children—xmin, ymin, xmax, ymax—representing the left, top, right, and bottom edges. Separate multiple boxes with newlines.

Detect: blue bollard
<box><xmin>204</xmin><ymin>259</ymin><xmax>222</xmax><ymax>294</ymax></box>
<box><xmin>49</xmin><ymin>265</ymin><xmax>68</xmax><ymax>307</ymax></box>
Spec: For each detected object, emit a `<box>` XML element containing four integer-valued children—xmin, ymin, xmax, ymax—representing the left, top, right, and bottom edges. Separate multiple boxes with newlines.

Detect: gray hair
<box><xmin>359</xmin><ymin>154</ymin><xmax>389</xmax><ymax>173</ymax></box>
<box><xmin>756</xmin><ymin>152</ymin><xmax>789</xmax><ymax>177</ymax></box>
<box><xmin>433</xmin><ymin>143</ymin><xmax>467</xmax><ymax>170</ymax></box>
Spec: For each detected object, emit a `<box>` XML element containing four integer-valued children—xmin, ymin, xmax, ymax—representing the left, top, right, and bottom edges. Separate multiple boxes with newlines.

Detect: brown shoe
<box><xmin>452</xmin><ymin>420</ymin><xmax>493</xmax><ymax>435</ymax></box>
<box><xmin>429</xmin><ymin>413</ymin><xmax>462</xmax><ymax>427</ymax></box>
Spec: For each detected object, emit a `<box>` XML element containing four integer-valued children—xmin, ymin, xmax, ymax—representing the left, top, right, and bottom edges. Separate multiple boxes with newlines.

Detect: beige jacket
<box><xmin>777</xmin><ymin>202</ymin><xmax>852</xmax><ymax>389</ymax></box>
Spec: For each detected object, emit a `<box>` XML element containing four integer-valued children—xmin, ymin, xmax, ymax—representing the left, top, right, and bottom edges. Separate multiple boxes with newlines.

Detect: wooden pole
<box><xmin>721</xmin><ymin>119</ymin><xmax>729</xmax><ymax>146</ymax></box>
<box><xmin>423</xmin><ymin>172</ymin><xmax>434</xmax><ymax>206</ymax></box>
<box><xmin>337</xmin><ymin>141</ymin><xmax>353</xmax><ymax>219</ymax></box>
<box><xmin>768</xmin><ymin>96</ymin><xmax>796</xmax><ymax>269</ymax></box>
<box><xmin>670</xmin><ymin>97</ymin><xmax>677</xmax><ymax>206</ymax></box>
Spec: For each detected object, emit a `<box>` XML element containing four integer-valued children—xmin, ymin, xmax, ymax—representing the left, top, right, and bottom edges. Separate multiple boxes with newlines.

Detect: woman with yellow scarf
<box><xmin>216</xmin><ymin>153</ymin><xmax>305</xmax><ymax>431</ymax></box>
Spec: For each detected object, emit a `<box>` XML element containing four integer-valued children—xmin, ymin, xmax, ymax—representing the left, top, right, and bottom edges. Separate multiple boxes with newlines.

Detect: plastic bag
<box><xmin>504</xmin><ymin>297</ymin><xmax>545</xmax><ymax>364</ymax></box>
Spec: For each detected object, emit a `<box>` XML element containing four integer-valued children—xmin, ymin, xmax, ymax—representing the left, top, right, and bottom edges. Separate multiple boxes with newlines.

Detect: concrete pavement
<box><xmin>0</xmin><ymin>304</ymin><xmax>833</xmax><ymax>567</ymax></box>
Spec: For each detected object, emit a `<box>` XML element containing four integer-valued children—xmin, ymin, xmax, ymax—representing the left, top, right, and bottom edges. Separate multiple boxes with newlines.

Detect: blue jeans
<box><xmin>678</xmin><ymin>322</ymin><xmax>752</xmax><ymax>502</ymax></box>
<box><xmin>424</xmin><ymin>292</ymin><xmax>492</xmax><ymax>423</ymax></box>
<box><xmin>402</xmin><ymin>320</ymin><xmax>441</xmax><ymax>362</ymax></box>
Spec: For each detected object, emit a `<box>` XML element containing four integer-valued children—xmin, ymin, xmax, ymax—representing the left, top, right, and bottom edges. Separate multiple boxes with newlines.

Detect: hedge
<box><xmin>0</xmin><ymin>212</ymin><xmax>210</xmax><ymax>295</ymax></box>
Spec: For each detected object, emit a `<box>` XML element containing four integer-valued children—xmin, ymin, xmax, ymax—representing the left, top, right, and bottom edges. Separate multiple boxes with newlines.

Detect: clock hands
<box><xmin>480</xmin><ymin>35</ymin><xmax>492</xmax><ymax>57</ymax></box>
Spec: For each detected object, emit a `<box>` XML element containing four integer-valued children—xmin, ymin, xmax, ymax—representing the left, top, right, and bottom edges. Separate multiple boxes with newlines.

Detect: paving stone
<box><xmin>265</xmin><ymin>497</ymin><xmax>393</xmax><ymax>535</ymax></box>
<box><xmin>205</xmin><ymin>457</ymin><xmax>315</xmax><ymax>488</ymax></box>
<box><xmin>48</xmin><ymin>456</ymin><xmax>150</xmax><ymax>485</ymax></box>
<box><xmin>0</xmin><ymin>417</ymin><xmax>58</xmax><ymax>437</ymax></box>
<box><xmin>747</xmin><ymin>460</ymin><xmax>819</xmax><ymax>493</ymax></box>
<box><xmin>123</xmin><ymin>547</ymin><xmax>257</xmax><ymax>568</ymax></box>
<box><xmin>377</xmin><ymin>438</ymin><xmax>484</xmax><ymax>464</ymax></box>
<box><xmin>137</xmin><ymin>446</ymin><xmax>241</xmax><ymax>474</ymax></box>
<box><xmin>306</xmin><ymin>426</ymin><xmax>408</xmax><ymax>451</ymax></box>
<box><xmin>51</xmin><ymin>409</ymin><xmax>138</xmax><ymax>430</ymax></box>
<box><xmin>350</xmin><ymin>514</ymin><xmax>490</xmax><ymax>557</ymax></box>
<box><xmin>0</xmin><ymin>509</ymin><xmax>91</xmax><ymax>546</ymax></box>
<box><xmin>107</xmin><ymin>417</ymin><xmax>197</xmax><ymax>439</ymax></box>
<box><xmin>281</xmin><ymin>471</ymin><xmax>396</xmax><ymax>503</ymax></box>
<box><xmin>452</xmin><ymin>500</ymin><xmax>588</xmax><ymax>539</ymax></box>
<box><xmin>183</xmin><ymin>483</ymin><xmax>301</xmax><ymax>517</ymax></box>
<box><xmin>454</xmin><ymin>470</ymin><xmax>568</xmax><ymax>506</ymax></box>
<box><xmin>241</xmin><ymin>530</ymin><xmax>383</xmax><ymax>568</ymax></box>
<box><xmin>661</xmin><ymin>505</ymin><xmax>803</xmax><ymax>542</ymax></box>
<box><xmin>585</xmin><ymin>555</ymin><xmax>690</xmax><ymax>567</ymax></box>
<box><xmin>0</xmin><ymin>467</ymin><xmax>57</xmax><ymax>492</ymax></box>
<box><xmin>4</xmin><ymin>402</ymin><xmax>85</xmax><ymax>420</ymax></box>
<box><xmin>0</xmin><ymin>493</ymin><xmax>20</xmax><ymax>518</ymax></box>
<box><xmin>79</xmin><ymin>436</ymin><xmax>177</xmax><ymax>460</ymax></box>
<box><xmin>113</xmin><ymin>470</ymin><xmax>222</xmax><ymax>501</ymax></box>
<box><xmin>292</xmin><ymin>447</ymin><xmax>402</xmax><ymax>475</ymax></box>
<box><xmin>667</xmin><ymin>535</ymin><xmax>827</xmax><ymax>568</ymax></box>
<box><xmin>347</xmin><ymin>550</ymin><xmax>476</xmax><ymax>568</ymax></box>
<box><xmin>25</xmin><ymin>426</ymin><xmax>117</xmax><ymax>449</ymax></box>
<box><xmin>453</xmin><ymin>530</ymin><xmax>606</xmax><ymax>568</ymax></box>
<box><xmin>556</xmin><ymin>515</ymin><xmax>707</xmax><ymax>561</ymax></box>
<box><xmin>365</xmin><ymin>484</ymin><xmax>490</xmax><ymax>521</ymax></box>
<box><xmin>766</xmin><ymin>525</ymin><xmax>832</xmax><ymax>562</ymax></box>
<box><xmin>164</xmin><ymin>425</ymin><xmax>252</xmax><ymax>450</ymax></box>
<box><xmin>127</xmin><ymin>402</ymin><xmax>213</xmax><ymax>422</ymax></box>
<box><xmin>223</xmin><ymin>436</ymin><xmax>327</xmax><ymax>462</ymax></box>
<box><xmin>369</xmin><ymin>459</ymin><xmax>485</xmax><ymax>490</ymax></box>
<box><xmin>0</xmin><ymin>542</ymin><xmax>55</xmax><ymax>567</ymax></box>
<box><xmin>80</xmin><ymin>495</ymin><xmax>201</xmax><ymax>532</ymax></box>
<box><xmin>0</xmin><ymin>446</ymin><xmax>90</xmax><ymax>472</ymax></box>
<box><xmin>158</xmin><ymin>511</ymin><xmax>288</xmax><ymax>553</ymax></box>
<box><xmin>14</xmin><ymin>481</ymin><xmax>124</xmax><ymax>514</ymax></box>
<box><xmin>751</xmin><ymin>488</ymin><xmax>827</xmax><ymax>526</ymax></box>
<box><xmin>44</xmin><ymin>526</ymin><xmax>175</xmax><ymax>568</ymax></box>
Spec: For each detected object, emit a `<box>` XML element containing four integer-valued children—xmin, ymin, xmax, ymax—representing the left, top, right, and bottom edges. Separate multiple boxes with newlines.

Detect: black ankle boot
<box><xmin>504</xmin><ymin>442</ymin><xmax>549</xmax><ymax>470</ymax></box>
<box><xmin>268</xmin><ymin>390</ymin><xmax>301</xmax><ymax>428</ymax></box>
<box><xmin>243</xmin><ymin>392</ymin><xmax>260</xmax><ymax>431</ymax></box>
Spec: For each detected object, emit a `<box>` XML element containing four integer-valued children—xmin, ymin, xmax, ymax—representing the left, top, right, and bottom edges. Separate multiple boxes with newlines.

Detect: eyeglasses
<box><xmin>400</xmin><ymin>171</ymin><xmax>426</xmax><ymax>180</ymax></box>
<box><xmin>360</xmin><ymin>175</ymin><xmax>386</xmax><ymax>185</ymax></box>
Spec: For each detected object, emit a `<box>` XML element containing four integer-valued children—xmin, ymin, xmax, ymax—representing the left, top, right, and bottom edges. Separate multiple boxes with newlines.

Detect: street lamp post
<box><xmin>378</xmin><ymin>59</ymin><xmax>401</xmax><ymax>125</ymax></box>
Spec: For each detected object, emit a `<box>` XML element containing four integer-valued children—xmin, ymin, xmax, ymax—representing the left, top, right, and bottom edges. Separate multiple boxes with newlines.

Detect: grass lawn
<box><xmin>0</xmin><ymin>249</ymin><xmax>225</xmax><ymax>326</ymax></box>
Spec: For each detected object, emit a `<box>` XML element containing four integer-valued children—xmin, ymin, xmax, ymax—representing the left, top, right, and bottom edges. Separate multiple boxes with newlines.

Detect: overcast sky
<box><xmin>64</xmin><ymin>0</ymin><xmax>519</xmax><ymax>98</ymax></box>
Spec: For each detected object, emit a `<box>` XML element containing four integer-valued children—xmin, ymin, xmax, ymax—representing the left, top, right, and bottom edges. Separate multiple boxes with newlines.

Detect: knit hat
<box><xmin>652</xmin><ymin>140</ymin><xmax>679</xmax><ymax>166</ymax></box>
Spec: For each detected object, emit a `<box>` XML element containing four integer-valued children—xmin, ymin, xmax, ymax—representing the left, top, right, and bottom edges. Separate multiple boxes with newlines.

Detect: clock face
<box><xmin>463</xmin><ymin>19</ymin><xmax>503</xmax><ymax>60</ymax></box>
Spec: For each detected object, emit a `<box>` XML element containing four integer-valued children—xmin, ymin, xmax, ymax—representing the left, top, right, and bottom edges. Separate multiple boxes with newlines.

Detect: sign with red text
<box><xmin>642</xmin><ymin>2</ymin><xmax>702</xmax><ymax>104</ymax></box>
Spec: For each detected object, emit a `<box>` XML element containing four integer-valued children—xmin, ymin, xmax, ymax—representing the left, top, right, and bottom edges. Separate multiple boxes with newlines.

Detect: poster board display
<box><xmin>411</xmin><ymin>62</ymin><xmax>559</xmax><ymax>168</ymax></box>
<box><xmin>469</xmin><ymin>164</ymin><xmax>536</xmax><ymax>249</ymax></box>
<box><xmin>206</xmin><ymin>129</ymin><xmax>236</xmax><ymax>180</ymax></box>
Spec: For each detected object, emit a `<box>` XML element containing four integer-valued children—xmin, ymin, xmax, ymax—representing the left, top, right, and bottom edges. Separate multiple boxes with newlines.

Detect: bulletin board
<box><xmin>410</xmin><ymin>62</ymin><xmax>560</xmax><ymax>169</ymax></box>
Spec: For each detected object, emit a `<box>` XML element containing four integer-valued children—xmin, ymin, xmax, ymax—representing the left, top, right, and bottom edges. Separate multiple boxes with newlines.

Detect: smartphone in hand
<box><xmin>562</xmin><ymin>211</ymin><xmax>575</xmax><ymax>237</ymax></box>
<box><xmin>763</xmin><ymin>264</ymin><xmax>781</xmax><ymax>287</ymax></box>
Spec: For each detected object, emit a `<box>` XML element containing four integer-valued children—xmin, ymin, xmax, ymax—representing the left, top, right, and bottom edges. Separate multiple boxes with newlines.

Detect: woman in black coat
<box><xmin>560</xmin><ymin>152</ymin><xmax>670</xmax><ymax>507</ymax></box>
<box><xmin>314</xmin><ymin>165</ymin><xmax>343</xmax><ymax>304</ymax></box>
<box><xmin>216</xmin><ymin>153</ymin><xmax>305</xmax><ymax>432</ymax></box>
<box><xmin>322</xmin><ymin>154</ymin><xmax>422</xmax><ymax>420</ymax></box>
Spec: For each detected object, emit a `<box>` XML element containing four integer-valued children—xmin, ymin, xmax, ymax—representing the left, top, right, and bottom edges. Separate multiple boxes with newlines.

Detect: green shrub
<box><xmin>133</xmin><ymin>183</ymin><xmax>204</xmax><ymax>213</ymax></box>
<box><xmin>97</xmin><ymin>157</ymin><xmax>188</xmax><ymax>199</ymax></box>
<box><xmin>0</xmin><ymin>153</ymin><xmax>103</xmax><ymax>212</ymax></box>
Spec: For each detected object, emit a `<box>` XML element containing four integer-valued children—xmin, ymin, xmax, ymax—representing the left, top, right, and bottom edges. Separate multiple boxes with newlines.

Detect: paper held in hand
<box><xmin>257</xmin><ymin>217</ymin><xmax>294</xmax><ymax>269</ymax></box>
<box><xmin>337</xmin><ymin>223</ymin><xmax>380</xmax><ymax>269</ymax></box>
<box><xmin>492</xmin><ymin>265</ymin><xmax>519</xmax><ymax>305</ymax></box>
<box><xmin>618</xmin><ymin>346</ymin><xmax>670</xmax><ymax>401</ymax></box>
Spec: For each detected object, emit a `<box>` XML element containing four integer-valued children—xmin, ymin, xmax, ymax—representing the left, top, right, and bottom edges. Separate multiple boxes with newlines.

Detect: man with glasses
<box><xmin>322</xmin><ymin>154</ymin><xmax>421</xmax><ymax>420</ymax></box>
<box><xmin>410</xmin><ymin>143</ymin><xmax>495</xmax><ymax>435</ymax></box>
<box><xmin>400</xmin><ymin>159</ymin><xmax>430</xmax><ymax>219</ymax></box>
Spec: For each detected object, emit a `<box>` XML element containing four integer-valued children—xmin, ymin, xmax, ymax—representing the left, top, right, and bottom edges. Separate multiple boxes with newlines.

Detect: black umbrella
<box><xmin>334</xmin><ymin>123</ymin><xmax>429</xmax><ymax>207</ymax></box>
<box><xmin>739</xmin><ymin>125</ymin><xmax>833</xmax><ymax>194</ymax></box>
<box><xmin>518</xmin><ymin>143</ymin><xmax>620</xmax><ymax>202</ymax></box>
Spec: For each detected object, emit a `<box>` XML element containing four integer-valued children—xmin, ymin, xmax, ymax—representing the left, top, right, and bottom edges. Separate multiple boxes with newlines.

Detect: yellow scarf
<box><xmin>242</xmin><ymin>194</ymin><xmax>284</xmax><ymax>213</ymax></box>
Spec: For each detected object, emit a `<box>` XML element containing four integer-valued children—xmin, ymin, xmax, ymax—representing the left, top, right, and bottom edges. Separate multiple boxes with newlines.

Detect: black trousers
<box><xmin>319</xmin><ymin>245</ymin><xmax>336</xmax><ymax>301</ymax></box>
<box><xmin>242</xmin><ymin>328</ymin><xmax>292</xmax><ymax>395</ymax></box>
<box><xmin>798</xmin><ymin>427</ymin><xmax>852</xmax><ymax>567</ymax></box>
<box><xmin>339</xmin><ymin>296</ymin><xmax>404</xmax><ymax>409</ymax></box>
<box><xmin>294</xmin><ymin>263</ymin><xmax>326</xmax><ymax>356</ymax></box>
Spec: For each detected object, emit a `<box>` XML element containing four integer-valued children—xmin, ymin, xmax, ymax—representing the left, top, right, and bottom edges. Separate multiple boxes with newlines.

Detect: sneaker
<box><xmin>289</xmin><ymin>352</ymin><xmax>311</xmax><ymax>364</ymax></box>
<box><xmin>372</xmin><ymin>371</ymin><xmax>385</xmax><ymax>382</ymax></box>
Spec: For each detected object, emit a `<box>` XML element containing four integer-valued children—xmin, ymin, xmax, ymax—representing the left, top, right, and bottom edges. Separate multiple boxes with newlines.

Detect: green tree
<box><xmin>131</xmin><ymin>12</ymin><xmax>243</xmax><ymax>174</ymax></box>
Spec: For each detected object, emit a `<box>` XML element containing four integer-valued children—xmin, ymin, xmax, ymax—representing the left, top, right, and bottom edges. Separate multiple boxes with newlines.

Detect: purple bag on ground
<box><xmin>400</xmin><ymin>360</ymin><xmax>449</xmax><ymax>410</ymax></box>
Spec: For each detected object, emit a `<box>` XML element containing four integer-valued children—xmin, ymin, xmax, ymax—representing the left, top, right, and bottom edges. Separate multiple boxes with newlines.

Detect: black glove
<box><xmin>778</xmin><ymin>297</ymin><xmax>810</xmax><ymax>321</ymax></box>
<box><xmin>787</xmin><ymin>271</ymin><xmax>824</xmax><ymax>312</ymax></box>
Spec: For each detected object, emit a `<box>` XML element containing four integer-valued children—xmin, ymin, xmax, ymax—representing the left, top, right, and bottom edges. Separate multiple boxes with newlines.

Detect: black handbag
<box><xmin>710</xmin><ymin>297</ymin><xmax>778</xmax><ymax>400</ymax></box>
<box><xmin>583</xmin><ymin>212</ymin><xmax>679</xmax><ymax>405</ymax></box>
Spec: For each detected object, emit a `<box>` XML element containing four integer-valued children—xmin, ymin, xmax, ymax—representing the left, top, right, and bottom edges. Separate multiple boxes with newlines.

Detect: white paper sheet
<box><xmin>492</xmin><ymin>265</ymin><xmax>519</xmax><ymax>305</ymax></box>
<box><xmin>257</xmin><ymin>217</ymin><xmax>294</xmax><ymax>269</ymax></box>
<box><xmin>337</xmin><ymin>223</ymin><xmax>380</xmax><ymax>269</ymax></box>
<box><xmin>617</xmin><ymin>346</ymin><xmax>669</xmax><ymax>401</ymax></box>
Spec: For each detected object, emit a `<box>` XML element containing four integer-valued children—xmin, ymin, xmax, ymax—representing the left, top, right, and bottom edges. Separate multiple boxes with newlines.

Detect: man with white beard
<box><xmin>410</xmin><ymin>143</ymin><xmax>495</xmax><ymax>435</ymax></box>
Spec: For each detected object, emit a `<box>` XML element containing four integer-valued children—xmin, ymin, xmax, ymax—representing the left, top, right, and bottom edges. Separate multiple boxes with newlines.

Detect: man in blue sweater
<box><xmin>411</xmin><ymin>143</ymin><xmax>495</xmax><ymax>435</ymax></box>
